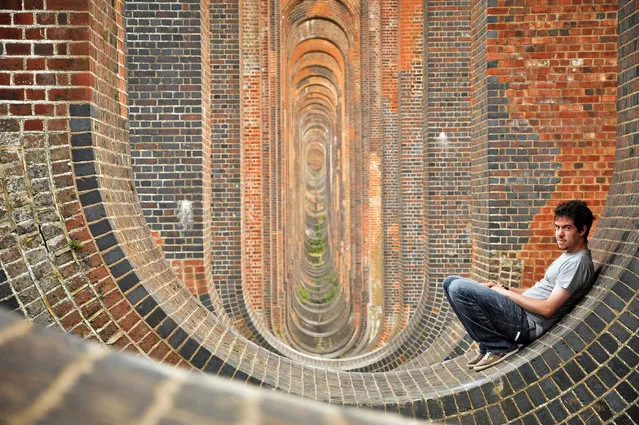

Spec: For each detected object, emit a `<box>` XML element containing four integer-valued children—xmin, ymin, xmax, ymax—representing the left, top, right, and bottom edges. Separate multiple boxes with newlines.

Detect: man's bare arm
<box><xmin>507</xmin><ymin>287</ymin><xmax>527</xmax><ymax>295</ymax></box>
<box><xmin>491</xmin><ymin>285</ymin><xmax>571</xmax><ymax>318</ymax></box>
<box><xmin>482</xmin><ymin>282</ymin><xmax>526</xmax><ymax>294</ymax></box>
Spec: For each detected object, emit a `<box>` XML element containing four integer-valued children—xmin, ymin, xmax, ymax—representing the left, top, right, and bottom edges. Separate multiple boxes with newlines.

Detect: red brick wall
<box><xmin>471</xmin><ymin>0</ymin><xmax>617</xmax><ymax>285</ymax></box>
<box><xmin>512</xmin><ymin>2</ymin><xmax>617</xmax><ymax>286</ymax></box>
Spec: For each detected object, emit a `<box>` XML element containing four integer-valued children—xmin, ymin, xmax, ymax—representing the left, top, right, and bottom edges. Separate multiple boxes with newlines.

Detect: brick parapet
<box><xmin>0</xmin><ymin>307</ymin><xmax>429</xmax><ymax>425</ymax></box>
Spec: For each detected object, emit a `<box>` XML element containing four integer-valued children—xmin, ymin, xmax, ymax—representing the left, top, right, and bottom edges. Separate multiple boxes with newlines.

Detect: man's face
<box><xmin>555</xmin><ymin>216</ymin><xmax>587</xmax><ymax>253</ymax></box>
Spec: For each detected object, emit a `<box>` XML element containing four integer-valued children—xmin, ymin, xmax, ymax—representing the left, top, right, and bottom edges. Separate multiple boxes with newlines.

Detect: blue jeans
<box><xmin>443</xmin><ymin>275</ymin><xmax>535</xmax><ymax>354</ymax></box>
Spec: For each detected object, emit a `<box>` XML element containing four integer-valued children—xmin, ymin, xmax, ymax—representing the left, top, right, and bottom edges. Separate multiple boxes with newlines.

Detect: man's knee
<box><xmin>443</xmin><ymin>275</ymin><xmax>461</xmax><ymax>293</ymax></box>
<box><xmin>446</xmin><ymin>277</ymin><xmax>479</xmax><ymax>301</ymax></box>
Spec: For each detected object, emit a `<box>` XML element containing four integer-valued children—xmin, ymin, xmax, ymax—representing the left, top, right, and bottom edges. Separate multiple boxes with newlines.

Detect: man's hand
<box><xmin>480</xmin><ymin>281</ymin><xmax>498</xmax><ymax>288</ymax></box>
<box><xmin>489</xmin><ymin>282</ymin><xmax>528</xmax><ymax>296</ymax></box>
<box><xmin>489</xmin><ymin>284</ymin><xmax>508</xmax><ymax>294</ymax></box>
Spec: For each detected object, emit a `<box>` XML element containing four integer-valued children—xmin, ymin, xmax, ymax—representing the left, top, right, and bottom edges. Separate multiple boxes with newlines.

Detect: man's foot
<box><xmin>473</xmin><ymin>347</ymin><xmax>519</xmax><ymax>371</ymax></box>
<box><xmin>466</xmin><ymin>351</ymin><xmax>485</xmax><ymax>369</ymax></box>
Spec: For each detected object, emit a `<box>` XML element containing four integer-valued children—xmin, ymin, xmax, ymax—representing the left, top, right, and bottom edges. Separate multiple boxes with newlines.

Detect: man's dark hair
<box><xmin>554</xmin><ymin>200</ymin><xmax>595</xmax><ymax>240</ymax></box>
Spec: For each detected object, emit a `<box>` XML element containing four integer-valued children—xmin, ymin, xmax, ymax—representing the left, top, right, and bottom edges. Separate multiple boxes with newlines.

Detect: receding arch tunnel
<box><xmin>278</xmin><ymin>0</ymin><xmax>368</xmax><ymax>356</ymax></box>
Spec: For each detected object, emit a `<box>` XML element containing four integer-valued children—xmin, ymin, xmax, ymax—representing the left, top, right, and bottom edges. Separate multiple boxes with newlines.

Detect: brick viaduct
<box><xmin>0</xmin><ymin>0</ymin><xmax>637</xmax><ymax>424</ymax></box>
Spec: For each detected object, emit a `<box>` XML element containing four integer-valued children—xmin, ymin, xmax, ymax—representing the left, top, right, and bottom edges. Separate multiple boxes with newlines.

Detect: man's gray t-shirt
<box><xmin>523</xmin><ymin>249</ymin><xmax>594</xmax><ymax>334</ymax></box>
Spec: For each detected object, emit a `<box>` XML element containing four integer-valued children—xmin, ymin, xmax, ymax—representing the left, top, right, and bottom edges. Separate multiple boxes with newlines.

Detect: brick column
<box><xmin>380</xmin><ymin>0</ymin><xmax>402</xmax><ymax>342</ymax></box>
<box><xmin>263</xmin><ymin>0</ymin><xmax>279</xmax><ymax>327</ymax></box>
<box><xmin>399</xmin><ymin>0</ymin><xmax>425</xmax><ymax>314</ymax></box>
<box><xmin>126</xmin><ymin>0</ymin><xmax>213</xmax><ymax>297</ymax></box>
<box><xmin>362</xmin><ymin>0</ymin><xmax>384</xmax><ymax>347</ymax></box>
<box><xmin>240</xmin><ymin>0</ymin><xmax>265</xmax><ymax>311</ymax></box>
<box><xmin>209</xmin><ymin>0</ymin><xmax>242</xmax><ymax>314</ymax></box>
<box><xmin>424</xmin><ymin>1</ymin><xmax>472</xmax><ymax>287</ymax></box>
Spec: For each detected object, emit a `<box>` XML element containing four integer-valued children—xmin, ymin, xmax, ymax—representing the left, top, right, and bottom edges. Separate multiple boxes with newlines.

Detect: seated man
<box><xmin>443</xmin><ymin>200</ymin><xmax>595</xmax><ymax>371</ymax></box>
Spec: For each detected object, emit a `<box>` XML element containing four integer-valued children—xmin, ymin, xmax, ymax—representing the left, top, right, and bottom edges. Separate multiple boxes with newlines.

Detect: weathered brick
<box><xmin>46</xmin><ymin>0</ymin><xmax>89</xmax><ymax>11</ymax></box>
<box><xmin>46</xmin><ymin>57</ymin><xmax>89</xmax><ymax>71</ymax></box>
<box><xmin>47</xmin><ymin>87</ymin><xmax>90</xmax><ymax>101</ymax></box>
<box><xmin>33</xmin><ymin>43</ymin><xmax>53</xmax><ymax>55</ymax></box>
<box><xmin>24</xmin><ymin>0</ymin><xmax>44</xmax><ymax>8</ymax></box>
<box><xmin>9</xmin><ymin>103</ymin><xmax>32</xmax><ymax>115</ymax></box>
<box><xmin>36</xmin><ymin>12</ymin><xmax>56</xmax><ymax>25</ymax></box>
<box><xmin>23</xmin><ymin>119</ymin><xmax>43</xmax><ymax>131</ymax></box>
<box><xmin>0</xmin><ymin>58</ymin><xmax>23</xmax><ymax>71</ymax></box>
<box><xmin>14</xmin><ymin>13</ymin><xmax>34</xmax><ymax>25</ymax></box>
<box><xmin>25</xmin><ymin>28</ymin><xmax>44</xmax><ymax>40</ymax></box>
<box><xmin>46</xmin><ymin>27</ymin><xmax>88</xmax><ymax>40</ymax></box>
<box><xmin>25</xmin><ymin>88</ymin><xmax>45</xmax><ymax>100</ymax></box>
<box><xmin>0</xmin><ymin>26</ymin><xmax>22</xmax><ymax>39</ymax></box>
<box><xmin>5</xmin><ymin>43</ymin><xmax>30</xmax><ymax>55</ymax></box>
<box><xmin>25</xmin><ymin>57</ymin><xmax>45</xmax><ymax>69</ymax></box>
<box><xmin>0</xmin><ymin>88</ymin><xmax>24</xmax><ymax>100</ymax></box>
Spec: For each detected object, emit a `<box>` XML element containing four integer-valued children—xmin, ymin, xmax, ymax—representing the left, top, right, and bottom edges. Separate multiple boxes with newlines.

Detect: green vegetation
<box><xmin>68</xmin><ymin>239</ymin><xmax>84</xmax><ymax>251</ymax></box>
<box><xmin>297</xmin><ymin>285</ymin><xmax>310</xmax><ymax>301</ymax></box>
<box><xmin>306</xmin><ymin>217</ymin><xmax>327</xmax><ymax>266</ymax></box>
<box><xmin>297</xmin><ymin>273</ymin><xmax>340</xmax><ymax>305</ymax></box>
<box><xmin>299</xmin><ymin>217</ymin><xmax>341</xmax><ymax>304</ymax></box>
<box><xmin>321</xmin><ymin>282</ymin><xmax>338</xmax><ymax>303</ymax></box>
<box><xmin>307</xmin><ymin>223</ymin><xmax>326</xmax><ymax>256</ymax></box>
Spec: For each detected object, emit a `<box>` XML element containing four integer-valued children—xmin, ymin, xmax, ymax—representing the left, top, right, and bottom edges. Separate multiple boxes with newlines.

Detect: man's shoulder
<box><xmin>573</xmin><ymin>249</ymin><xmax>593</xmax><ymax>267</ymax></box>
<box><xmin>562</xmin><ymin>249</ymin><xmax>595</xmax><ymax>289</ymax></box>
<box><xmin>557</xmin><ymin>249</ymin><xmax>592</xmax><ymax>265</ymax></box>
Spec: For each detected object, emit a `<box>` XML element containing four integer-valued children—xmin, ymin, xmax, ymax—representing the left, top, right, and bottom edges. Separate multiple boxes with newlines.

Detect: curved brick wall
<box><xmin>0</xmin><ymin>308</ymin><xmax>421</xmax><ymax>425</ymax></box>
<box><xmin>1</xmin><ymin>1</ymin><xmax>638</xmax><ymax>425</ymax></box>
